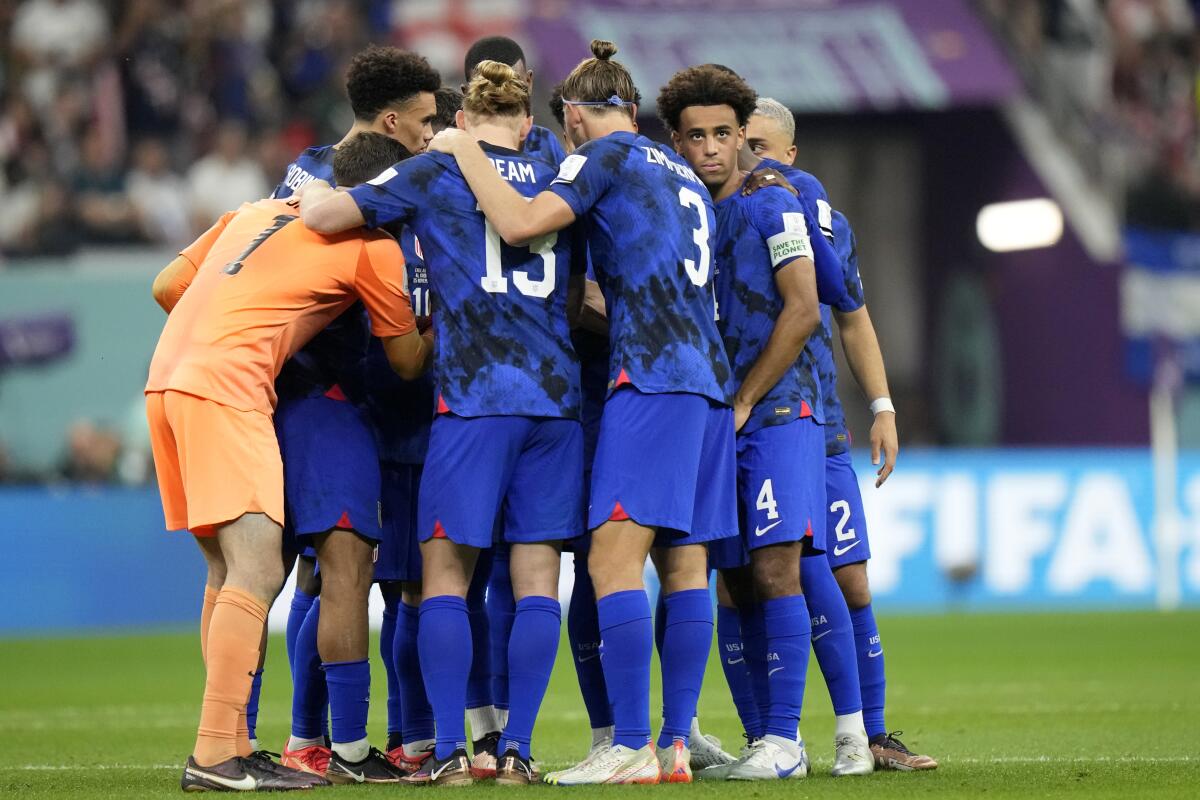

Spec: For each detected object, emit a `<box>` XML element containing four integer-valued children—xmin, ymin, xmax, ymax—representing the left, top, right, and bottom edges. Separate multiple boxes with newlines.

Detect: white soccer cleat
<box><xmin>542</xmin><ymin>734</ymin><xmax>613</xmax><ymax>783</ymax></box>
<box><xmin>725</xmin><ymin>738</ymin><xmax>808</xmax><ymax>781</ymax></box>
<box><xmin>831</xmin><ymin>731</ymin><xmax>875</xmax><ymax>776</ymax></box>
<box><xmin>543</xmin><ymin>744</ymin><xmax>659</xmax><ymax>785</ymax></box>
<box><xmin>688</xmin><ymin>719</ymin><xmax>736</xmax><ymax>770</ymax></box>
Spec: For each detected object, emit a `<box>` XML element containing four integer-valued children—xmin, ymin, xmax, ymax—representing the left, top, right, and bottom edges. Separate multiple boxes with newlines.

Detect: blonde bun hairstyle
<box><xmin>463</xmin><ymin>59</ymin><xmax>531</xmax><ymax>119</ymax></box>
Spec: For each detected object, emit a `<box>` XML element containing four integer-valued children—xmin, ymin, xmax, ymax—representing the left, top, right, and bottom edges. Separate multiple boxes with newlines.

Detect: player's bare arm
<box><xmin>732</xmin><ymin>259</ymin><xmax>820</xmax><ymax>431</ymax></box>
<box><xmin>151</xmin><ymin>256</ymin><xmax>199</xmax><ymax>313</ymax></box>
<box><xmin>834</xmin><ymin>303</ymin><xmax>897</xmax><ymax>486</ymax></box>
<box><xmin>382</xmin><ymin>328</ymin><xmax>435</xmax><ymax>381</ymax></box>
<box><xmin>578</xmin><ymin>279</ymin><xmax>608</xmax><ymax>336</ymax></box>
<box><xmin>298</xmin><ymin>179</ymin><xmax>365</xmax><ymax>233</ymax></box>
<box><xmin>427</xmin><ymin>128</ymin><xmax>575</xmax><ymax>244</ymax></box>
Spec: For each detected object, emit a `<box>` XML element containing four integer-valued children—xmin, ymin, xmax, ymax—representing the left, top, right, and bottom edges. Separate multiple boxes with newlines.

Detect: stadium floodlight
<box><xmin>975</xmin><ymin>198</ymin><xmax>1063</xmax><ymax>253</ymax></box>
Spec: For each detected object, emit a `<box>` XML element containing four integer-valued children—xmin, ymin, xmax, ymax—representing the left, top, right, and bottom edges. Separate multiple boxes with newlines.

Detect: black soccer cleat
<box><xmin>181</xmin><ymin>754</ymin><xmax>328</xmax><ymax>792</ymax></box>
<box><xmin>325</xmin><ymin>746</ymin><xmax>407</xmax><ymax>784</ymax></box>
<box><xmin>495</xmin><ymin>748</ymin><xmax>535</xmax><ymax>786</ymax></box>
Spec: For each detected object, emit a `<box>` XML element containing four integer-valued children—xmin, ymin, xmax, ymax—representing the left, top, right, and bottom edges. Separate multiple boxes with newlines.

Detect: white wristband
<box><xmin>870</xmin><ymin>397</ymin><xmax>895</xmax><ymax>415</ymax></box>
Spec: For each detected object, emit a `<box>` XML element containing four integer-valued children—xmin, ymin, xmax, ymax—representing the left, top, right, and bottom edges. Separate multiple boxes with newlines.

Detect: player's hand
<box><xmin>733</xmin><ymin>401</ymin><xmax>752</xmax><ymax>433</ymax></box>
<box><xmin>870</xmin><ymin>410</ymin><xmax>898</xmax><ymax>487</ymax></box>
<box><xmin>742</xmin><ymin>167</ymin><xmax>797</xmax><ymax>197</ymax></box>
<box><xmin>427</xmin><ymin>128</ymin><xmax>472</xmax><ymax>155</ymax></box>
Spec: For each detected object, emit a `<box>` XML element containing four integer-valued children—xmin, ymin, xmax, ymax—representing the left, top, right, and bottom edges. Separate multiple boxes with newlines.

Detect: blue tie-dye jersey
<box><xmin>547</xmin><ymin>130</ymin><xmax>733</xmax><ymax>405</ymax></box>
<box><xmin>523</xmin><ymin>124</ymin><xmax>566</xmax><ymax>167</ymax></box>
<box><xmin>811</xmin><ymin>210</ymin><xmax>866</xmax><ymax>455</ymax></box>
<box><xmin>360</xmin><ymin>227</ymin><xmax>434</xmax><ymax>464</ymax></box>
<box><xmin>348</xmin><ymin>142</ymin><xmax>583</xmax><ymax>420</ymax></box>
<box><xmin>271</xmin><ymin>145</ymin><xmax>335</xmax><ymax>200</ymax></box>
<box><xmin>270</xmin><ymin>144</ymin><xmax>372</xmax><ymax>402</ymax></box>
<box><xmin>713</xmin><ymin>178</ymin><xmax>848</xmax><ymax>435</ymax></box>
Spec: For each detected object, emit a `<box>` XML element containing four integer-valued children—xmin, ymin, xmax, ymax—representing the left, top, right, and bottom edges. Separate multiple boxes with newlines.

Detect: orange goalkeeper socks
<box><xmin>200</xmin><ymin>585</ymin><xmax>219</xmax><ymax>665</ymax></box>
<box><xmin>193</xmin><ymin>587</ymin><xmax>267</xmax><ymax>767</ymax></box>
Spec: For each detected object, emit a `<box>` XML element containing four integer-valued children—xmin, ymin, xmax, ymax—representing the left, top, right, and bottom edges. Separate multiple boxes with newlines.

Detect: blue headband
<box><xmin>563</xmin><ymin>95</ymin><xmax>634</xmax><ymax>108</ymax></box>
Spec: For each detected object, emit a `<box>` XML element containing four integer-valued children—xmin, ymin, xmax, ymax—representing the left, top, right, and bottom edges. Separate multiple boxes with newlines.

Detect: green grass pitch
<box><xmin>1</xmin><ymin>611</ymin><xmax>1197</xmax><ymax>798</ymax></box>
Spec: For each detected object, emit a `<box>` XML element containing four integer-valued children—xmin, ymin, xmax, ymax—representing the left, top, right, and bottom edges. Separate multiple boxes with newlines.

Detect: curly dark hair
<box><xmin>346</xmin><ymin>45</ymin><xmax>441</xmax><ymax>121</ymax></box>
<box><xmin>332</xmin><ymin>132</ymin><xmax>412</xmax><ymax>187</ymax></box>
<box><xmin>656</xmin><ymin>65</ymin><xmax>758</xmax><ymax>133</ymax></box>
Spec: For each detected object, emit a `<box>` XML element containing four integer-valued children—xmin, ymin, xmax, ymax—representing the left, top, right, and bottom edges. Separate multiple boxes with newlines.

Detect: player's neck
<box><xmin>469</xmin><ymin>123</ymin><xmax>522</xmax><ymax>152</ymax></box>
<box><xmin>336</xmin><ymin>121</ymin><xmax>376</xmax><ymax>147</ymax></box>
<box><xmin>710</xmin><ymin>170</ymin><xmax>744</xmax><ymax>202</ymax></box>
<box><xmin>581</xmin><ymin>114</ymin><xmax>635</xmax><ymax>142</ymax></box>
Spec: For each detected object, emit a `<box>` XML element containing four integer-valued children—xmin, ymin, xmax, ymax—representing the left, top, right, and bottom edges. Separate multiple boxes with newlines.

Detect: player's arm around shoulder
<box><xmin>358</xmin><ymin>234</ymin><xmax>433</xmax><ymax>380</ymax></box>
<box><xmin>427</xmin><ymin>128</ymin><xmax>576</xmax><ymax>245</ymax></box>
<box><xmin>298</xmin><ymin>179</ymin><xmax>364</xmax><ymax>234</ymax></box>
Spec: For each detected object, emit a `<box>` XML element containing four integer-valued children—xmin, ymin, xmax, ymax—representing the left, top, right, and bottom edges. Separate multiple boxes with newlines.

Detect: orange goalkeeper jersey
<box><xmin>146</xmin><ymin>199</ymin><xmax>416</xmax><ymax>415</ymax></box>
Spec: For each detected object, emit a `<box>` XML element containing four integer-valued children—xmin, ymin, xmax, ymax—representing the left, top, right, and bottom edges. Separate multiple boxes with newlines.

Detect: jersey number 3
<box><xmin>679</xmin><ymin>187</ymin><xmax>711</xmax><ymax>287</ymax></box>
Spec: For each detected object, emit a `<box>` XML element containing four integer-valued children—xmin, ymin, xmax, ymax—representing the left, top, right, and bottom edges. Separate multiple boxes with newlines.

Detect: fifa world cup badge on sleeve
<box><xmin>553</xmin><ymin>154</ymin><xmax>587</xmax><ymax>184</ymax></box>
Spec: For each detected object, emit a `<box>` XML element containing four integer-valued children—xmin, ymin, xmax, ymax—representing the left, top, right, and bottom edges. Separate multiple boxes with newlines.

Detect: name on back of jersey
<box><xmin>280</xmin><ymin>162</ymin><xmax>320</xmax><ymax>194</ymax></box>
<box><xmin>489</xmin><ymin>156</ymin><xmax>536</xmax><ymax>184</ymax></box>
<box><xmin>642</xmin><ymin>146</ymin><xmax>702</xmax><ymax>186</ymax></box>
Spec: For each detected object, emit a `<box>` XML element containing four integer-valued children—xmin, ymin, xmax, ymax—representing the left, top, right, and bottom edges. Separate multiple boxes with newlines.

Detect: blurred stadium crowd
<box><xmin>986</xmin><ymin>0</ymin><xmax>1200</xmax><ymax>229</ymax></box>
<box><xmin>0</xmin><ymin>0</ymin><xmax>397</xmax><ymax>256</ymax></box>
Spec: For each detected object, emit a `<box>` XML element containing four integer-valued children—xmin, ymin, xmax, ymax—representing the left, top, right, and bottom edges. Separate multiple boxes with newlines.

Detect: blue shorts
<box><xmin>709</xmin><ymin>418</ymin><xmax>826</xmax><ymax>569</ymax></box>
<box><xmin>418</xmin><ymin>414</ymin><xmax>584</xmax><ymax>548</ymax></box>
<box><xmin>824</xmin><ymin>450</ymin><xmax>872</xmax><ymax>568</ymax></box>
<box><xmin>276</xmin><ymin>394</ymin><xmax>382</xmax><ymax>543</ymax></box>
<box><xmin>588</xmin><ymin>388</ymin><xmax>738</xmax><ymax>547</ymax></box>
<box><xmin>375</xmin><ymin>462</ymin><xmax>423</xmax><ymax>582</ymax></box>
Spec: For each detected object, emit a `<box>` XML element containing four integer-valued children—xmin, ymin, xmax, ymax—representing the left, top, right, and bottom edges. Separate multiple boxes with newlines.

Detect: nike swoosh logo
<box><xmin>775</xmin><ymin>761</ymin><xmax>799</xmax><ymax>778</ymax></box>
<box><xmin>335</xmin><ymin>764</ymin><xmax>366</xmax><ymax>783</ymax></box>
<box><xmin>833</xmin><ymin>540</ymin><xmax>861</xmax><ymax>557</ymax></box>
<box><xmin>812</xmin><ymin>630</ymin><xmax>832</xmax><ymax>642</ymax></box>
<box><xmin>768</xmin><ymin>666</ymin><xmax>784</xmax><ymax>676</ymax></box>
<box><xmin>430</xmin><ymin>759</ymin><xmax>458</xmax><ymax>782</ymax></box>
<box><xmin>755</xmin><ymin>519</ymin><xmax>783</xmax><ymax>537</ymax></box>
<box><xmin>867</xmin><ymin>649</ymin><xmax>883</xmax><ymax>658</ymax></box>
<box><xmin>188</xmin><ymin>768</ymin><xmax>256</xmax><ymax>791</ymax></box>
<box><xmin>577</xmin><ymin>653</ymin><xmax>599</xmax><ymax>663</ymax></box>
<box><xmin>725</xmin><ymin>657</ymin><xmax>745</xmax><ymax>665</ymax></box>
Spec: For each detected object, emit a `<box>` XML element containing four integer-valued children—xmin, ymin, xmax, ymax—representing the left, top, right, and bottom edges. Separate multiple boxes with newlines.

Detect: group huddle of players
<box><xmin>146</xmin><ymin>33</ymin><xmax>938</xmax><ymax>792</ymax></box>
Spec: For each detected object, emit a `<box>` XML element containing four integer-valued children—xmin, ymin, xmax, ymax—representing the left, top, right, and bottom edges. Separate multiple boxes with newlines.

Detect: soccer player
<box><xmin>744</xmin><ymin>99</ymin><xmax>937</xmax><ymax>771</ymax></box>
<box><xmin>422</xmin><ymin>41</ymin><xmax>739</xmax><ymax>785</ymax></box>
<box><xmin>462</xmin><ymin>35</ymin><xmax>566</xmax><ymax>167</ymax></box>
<box><xmin>301</xmin><ymin>61</ymin><xmax>585</xmax><ymax>786</ymax></box>
<box><xmin>267</xmin><ymin>45</ymin><xmax>440</xmax><ymax>782</ymax></box>
<box><xmin>369</xmin><ymin>85</ymin><xmax>460</xmax><ymax>774</ymax></box>
<box><xmin>456</xmin><ymin>38</ymin><xmax>568</xmax><ymax>775</ymax></box>
<box><xmin>146</xmin><ymin>133</ymin><xmax>431</xmax><ymax>792</ymax></box>
<box><xmin>658</xmin><ymin>64</ymin><xmax>852</xmax><ymax>780</ymax></box>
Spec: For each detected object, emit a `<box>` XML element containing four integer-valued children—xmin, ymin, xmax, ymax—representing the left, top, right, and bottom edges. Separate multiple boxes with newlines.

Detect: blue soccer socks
<box><xmin>501</xmin><ymin>596</ymin><xmax>560</xmax><ymax>759</ymax></box>
<box><xmin>418</xmin><ymin>595</ymin><xmax>472</xmax><ymax>759</ymax></box>
<box><xmin>850</xmin><ymin>603</ymin><xmax>887</xmax><ymax>738</ymax></box>
<box><xmin>597</xmin><ymin>590</ymin><xmax>653</xmax><ymax>750</ymax></box>
<box><xmin>762</xmin><ymin>595</ymin><xmax>812</xmax><ymax>740</ymax></box>
<box><xmin>801</xmin><ymin>555</ymin><xmax>862</xmax><ymax>716</ymax></box>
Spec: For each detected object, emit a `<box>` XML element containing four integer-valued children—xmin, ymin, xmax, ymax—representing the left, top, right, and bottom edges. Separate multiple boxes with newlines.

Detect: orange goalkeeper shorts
<box><xmin>146</xmin><ymin>390</ymin><xmax>284</xmax><ymax>537</ymax></box>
